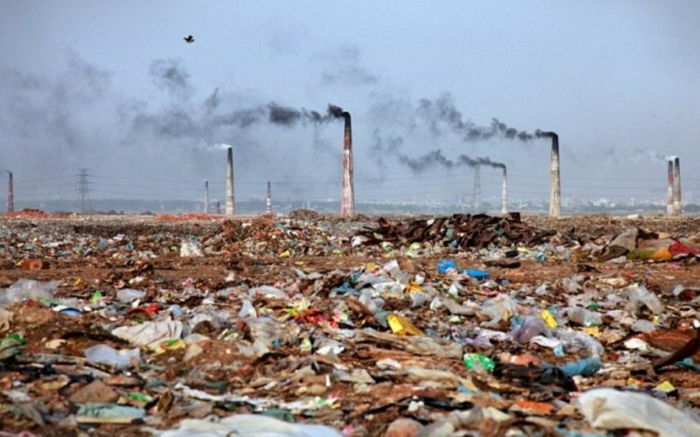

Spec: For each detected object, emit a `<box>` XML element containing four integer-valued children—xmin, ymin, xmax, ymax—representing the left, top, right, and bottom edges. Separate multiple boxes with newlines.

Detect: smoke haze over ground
<box><xmin>1</xmin><ymin>1</ymin><xmax>700</xmax><ymax>210</ymax></box>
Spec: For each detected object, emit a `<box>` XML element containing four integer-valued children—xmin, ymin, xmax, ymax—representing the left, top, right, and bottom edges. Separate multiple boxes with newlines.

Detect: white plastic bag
<box><xmin>578</xmin><ymin>388</ymin><xmax>700</xmax><ymax>437</ymax></box>
<box><xmin>157</xmin><ymin>413</ymin><xmax>342</xmax><ymax>437</ymax></box>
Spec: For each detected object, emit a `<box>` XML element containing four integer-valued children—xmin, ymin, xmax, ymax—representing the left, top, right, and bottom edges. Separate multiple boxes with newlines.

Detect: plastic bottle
<box><xmin>630</xmin><ymin>319</ymin><xmax>655</xmax><ymax>333</ymax></box>
<box><xmin>85</xmin><ymin>344</ymin><xmax>141</xmax><ymax>368</ymax></box>
<box><xmin>625</xmin><ymin>285</ymin><xmax>663</xmax><ymax>315</ymax></box>
<box><xmin>554</xmin><ymin>329</ymin><xmax>604</xmax><ymax>358</ymax></box>
<box><xmin>116</xmin><ymin>288</ymin><xmax>145</xmax><ymax>302</ymax></box>
<box><xmin>511</xmin><ymin>316</ymin><xmax>545</xmax><ymax>343</ymax></box>
<box><xmin>565</xmin><ymin>306</ymin><xmax>602</xmax><ymax>327</ymax></box>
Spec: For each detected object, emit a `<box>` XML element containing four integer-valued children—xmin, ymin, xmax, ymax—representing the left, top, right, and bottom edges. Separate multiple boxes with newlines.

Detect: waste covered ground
<box><xmin>1</xmin><ymin>212</ymin><xmax>700</xmax><ymax>436</ymax></box>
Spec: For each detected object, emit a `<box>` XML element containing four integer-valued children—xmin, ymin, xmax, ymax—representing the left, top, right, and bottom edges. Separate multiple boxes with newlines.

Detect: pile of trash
<box><xmin>595</xmin><ymin>227</ymin><xmax>700</xmax><ymax>262</ymax></box>
<box><xmin>1</xmin><ymin>213</ymin><xmax>700</xmax><ymax>436</ymax></box>
<box><xmin>202</xmin><ymin>218</ymin><xmax>350</xmax><ymax>257</ymax></box>
<box><xmin>355</xmin><ymin>213</ymin><xmax>557</xmax><ymax>250</ymax></box>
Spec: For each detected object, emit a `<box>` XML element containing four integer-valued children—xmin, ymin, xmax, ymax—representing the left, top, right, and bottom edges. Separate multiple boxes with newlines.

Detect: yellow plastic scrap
<box><xmin>651</xmin><ymin>248</ymin><xmax>672</xmax><ymax>262</ymax></box>
<box><xmin>626</xmin><ymin>377</ymin><xmax>643</xmax><ymax>387</ymax></box>
<box><xmin>387</xmin><ymin>313</ymin><xmax>424</xmax><ymax>336</ymax></box>
<box><xmin>279</xmin><ymin>250</ymin><xmax>291</xmax><ymax>258</ymax></box>
<box><xmin>153</xmin><ymin>338</ymin><xmax>186</xmax><ymax>355</ymax></box>
<box><xmin>503</xmin><ymin>309</ymin><xmax>512</xmax><ymax>322</ymax></box>
<box><xmin>655</xmin><ymin>380</ymin><xmax>676</xmax><ymax>393</ymax></box>
<box><xmin>582</xmin><ymin>326</ymin><xmax>600</xmax><ymax>337</ymax></box>
<box><xmin>407</xmin><ymin>281</ymin><xmax>422</xmax><ymax>292</ymax></box>
<box><xmin>540</xmin><ymin>309</ymin><xmax>558</xmax><ymax>329</ymax></box>
<box><xmin>365</xmin><ymin>262</ymin><xmax>378</xmax><ymax>272</ymax></box>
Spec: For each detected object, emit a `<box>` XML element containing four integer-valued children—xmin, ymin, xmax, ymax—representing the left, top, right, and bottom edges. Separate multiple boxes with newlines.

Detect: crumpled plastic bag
<box><xmin>112</xmin><ymin>320</ymin><xmax>183</xmax><ymax>348</ymax></box>
<box><xmin>76</xmin><ymin>403</ymin><xmax>145</xmax><ymax>419</ymax></box>
<box><xmin>0</xmin><ymin>279</ymin><xmax>61</xmax><ymax>307</ymax></box>
<box><xmin>625</xmin><ymin>285</ymin><xmax>663</xmax><ymax>315</ymax></box>
<box><xmin>156</xmin><ymin>413</ymin><xmax>342</xmax><ymax>437</ymax></box>
<box><xmin>479</xmin><ymin>294</ymin><xmax>520</xmax><ymax>328</ymax></box>
<box><xmin>180</xmin><ymin>240</ymin><xmax>204</xmax><ymax>257</ymax></box>
<box><xmin>577</xmin><ymin>388</ymin><xmax>700</xmax><ymax>437</ymax></box>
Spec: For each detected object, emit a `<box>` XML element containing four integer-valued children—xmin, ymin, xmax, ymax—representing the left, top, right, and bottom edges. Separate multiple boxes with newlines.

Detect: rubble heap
<box><xmin>356</xmin><ymin>213</ymin><xmax>556</xmax><ymax>250</ymax></box>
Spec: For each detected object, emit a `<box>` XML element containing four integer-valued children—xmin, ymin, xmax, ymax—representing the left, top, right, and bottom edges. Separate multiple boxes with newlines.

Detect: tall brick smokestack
<box><xmin>537</xmin><ymin>131</ymin><xmax>560</xmax><ymax>217</ymax></box>
<box><xmin>225</xmin><ymin>146</ymin><xmax>235</xmax><ymax>216</ymax></box>
<box><xmin>472</xmin><ymin>164</ymin><xmax>481</xmax><ymax>211</ymax></box>
<box><xmin>204</xmin><ymin>180</ymin><xmax>209</xmax><ymax>213</ymax></box>
<box><xmin>266</xmin><ymin>181</ymin><xmax>272</xmax><ymax>215</ymax></box>
<box><xmin>6</xmin><ymin>171</ymin><xmax>14</xmax><ymax>213</ymax></box>
<box><xmin>501</xmin><ymin>166</ymin><xmax>508</xmax><ymax>215</ymax></box>
<box><xmin>673</xmin><ymin>156</ymin><xmax>682</xmax><ymax>215</ymax></box>
<box><xmin>666</xmin><ymin>158</ymin><xmax>674</xmax><ymax>216</ymax></box>
<box><xmin>340</xmin><ymin>111</ymin><xmax>354</xmax><ymax>217</ymax></box>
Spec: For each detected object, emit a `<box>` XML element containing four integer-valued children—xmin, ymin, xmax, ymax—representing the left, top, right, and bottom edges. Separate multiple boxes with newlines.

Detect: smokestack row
<box><xmin>225</xmin><ymin>146</ymin><xmax>234</xmax><ymax>216</ymax></box>
<box><xmin>6</xmin><ymin>171</ymin><xmax>13</xmax><ymax>213</ymax></box>
<box><xmin>666</xmin><ymin>159</ymin><xmax>674</xmax><ymax>215</ymax></box>
<box><xmin>548</xmin><ymin>133</ymin><xmax>561</xmax><ymax>218</ymax></box>
<box><xmin>472</xmin><ymin>165</ymin><xmax>481</xmax><ymax>211</ymax></box>
<box><xmin>500</xmin><ymin>166</ymin><xmax>508</xmax><ymax>215</ymax></box>
<box><xmin>667</xmin><ymin>156</ymin><xmax>682</xmax><ymax>216</ymax></box>
<box><xmin>266</xmin><ymin>181</ymin><xmax>272</xmax><ymax>215</ymax></box>
<box><xmin>204</xmin><ymin>180</ymin><xmax>209</xmax><ymax>213</ymax></box>
<box><xmin>340</xmin><ymin>112</ymin><xmax>355</xmax><ymax>217</ymax></box>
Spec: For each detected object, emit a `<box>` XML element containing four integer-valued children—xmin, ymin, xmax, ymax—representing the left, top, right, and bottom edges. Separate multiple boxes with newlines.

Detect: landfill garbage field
<box><xmin>1</xmin><ymin>212</ymin><xmax>700</xmax><ymax>437</ymax></box>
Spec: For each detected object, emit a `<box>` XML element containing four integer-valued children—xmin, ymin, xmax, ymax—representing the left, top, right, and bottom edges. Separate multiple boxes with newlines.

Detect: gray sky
<box><xmin>1</xmin><ymin>0</ymin><xmax>699</xmax><ymax>206</ymax></box>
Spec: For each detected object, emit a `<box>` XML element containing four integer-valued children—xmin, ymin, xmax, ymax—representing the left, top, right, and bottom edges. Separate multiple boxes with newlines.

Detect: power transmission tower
<box><xmin>77</xmin><ymin>169</ymin><xmax>92</xmax><ymax>213</ymax></box>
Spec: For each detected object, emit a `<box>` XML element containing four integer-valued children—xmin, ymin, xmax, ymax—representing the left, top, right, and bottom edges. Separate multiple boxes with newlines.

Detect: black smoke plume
<box><xmin>416</xmin><ymin>94</ymin><xmax>537</xmax><ymax>141</ymax></box>
<box><xmin>398</xmin><ymin>149</ymin><xmax>505</xmax><ymax>173</ymax></box>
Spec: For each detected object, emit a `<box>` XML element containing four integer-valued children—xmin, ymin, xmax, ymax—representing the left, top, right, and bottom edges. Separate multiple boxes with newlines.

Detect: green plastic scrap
<box><xmin>76</xmin><ymin>403</ymin><xmax>145</xmax><ymax>419</ymax></box>
<box><xmin>127</xmin><ymin>392</ymin><xmax>151</xmax><ymax>402</ymax></box>
<box><xmin>262</xmin><ymin>408</ymin><xmax>296</xmax><ymax>423</ymax></box>
<box><xmin>90</xmin><ymin>290</ymin><xmax>103</xmax><ymax>303</ymax></box>
<box><xmin>463</xmin><ymin>353</ymin><xmax>495</xmax><ymax>373</ymax></box>
<box><xmin>0</xmin><ymin>333</ymin><xmax>26</xmax><ymax>360</ymax></box>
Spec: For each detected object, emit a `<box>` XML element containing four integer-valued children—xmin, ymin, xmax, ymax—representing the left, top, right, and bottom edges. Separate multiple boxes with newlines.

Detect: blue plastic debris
<box><xmin>437</xmin><ymin>259</ymin><xmax>457</xmax><ymax>274</ymax></box>
<box><xmin>465</xmin><ymin>269</ymin><xmax>489</xmax><ymax>279</ymax></box>
<box><xmin>679</xmin><ymin>357</ymin><xmax>700</xmax><ymax>372</ymax></box>
<box><xmin>558</xmin><ymin>357</ymin><xmax>603</xmax><ymax>377</ymax></box>
<box><xmin>58</xmin><ymin>307</ymin><xmax>82</xmax><ymax>316</ymax></box>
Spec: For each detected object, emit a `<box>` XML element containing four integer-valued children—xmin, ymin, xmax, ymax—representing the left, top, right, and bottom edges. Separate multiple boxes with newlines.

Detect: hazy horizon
<box><xmin>2</xmin><ymin>1</ymin><xmax>699</xmax><ymax>210</ymax></box>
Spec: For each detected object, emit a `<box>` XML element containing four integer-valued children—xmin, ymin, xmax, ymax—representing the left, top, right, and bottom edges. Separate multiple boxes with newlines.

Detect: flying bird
<box><xmin>184</xmin><ymin>35</ymin><xmax>195</xmax><ymax>43</ymax></box>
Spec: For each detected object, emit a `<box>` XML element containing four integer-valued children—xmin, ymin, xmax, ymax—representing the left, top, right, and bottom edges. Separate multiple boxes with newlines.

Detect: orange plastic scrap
<box><xmin>387</xmin><ymin>313</ymin><xmax>424</xmax><ymax>336</ymax></box>
<box><xmin>651</xmin><ymin>248</ymin><xmax>672</xmax><ymax>262</ymax></box>
<box><xmin>511</xmin><ymin>400</ymin><xmax>554</xmax><ymax>415</ymax></box>
<box><xmin>19</xmin><ymin>259</ymin><xmax>49</xmax><ymax>271</ymax></box>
